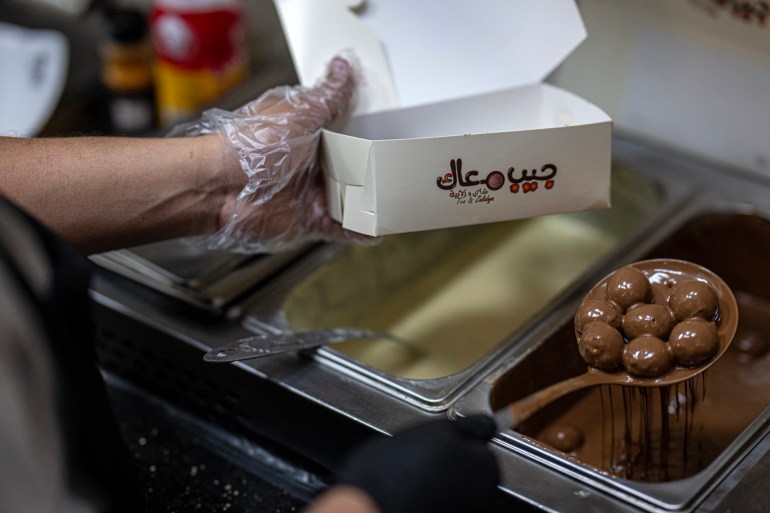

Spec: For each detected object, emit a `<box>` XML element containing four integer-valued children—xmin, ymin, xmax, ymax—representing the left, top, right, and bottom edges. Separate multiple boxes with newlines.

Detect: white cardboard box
<box><xmin>274</xmin><ymin>0</ymin><xmax>612</xmax><ymax>236</ymax></box>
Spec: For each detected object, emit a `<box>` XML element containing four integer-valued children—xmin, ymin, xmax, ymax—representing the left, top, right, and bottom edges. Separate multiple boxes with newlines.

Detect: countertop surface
<box><xmin>107</xmin><ymin>374</ymin><xmax>320</xmax><ymax>513</ymax></box>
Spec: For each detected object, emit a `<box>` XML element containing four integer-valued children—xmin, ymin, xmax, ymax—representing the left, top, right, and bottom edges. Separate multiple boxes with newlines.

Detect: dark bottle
<box><xmin>100</xmin><ymin>8</ymin><xmax>156</xmax><ymax>135</ymax></box>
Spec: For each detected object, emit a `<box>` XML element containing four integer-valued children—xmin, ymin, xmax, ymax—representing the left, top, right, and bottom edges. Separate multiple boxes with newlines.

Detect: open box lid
<box><xmin>273</xmin><ymin>0</ymin><xmax>609</xmax><ymax>238</ymax></box>
<box><xmin>274</xmin><ymin>0</ymin><xmax>587</xmax><ymax>116</ymax></box>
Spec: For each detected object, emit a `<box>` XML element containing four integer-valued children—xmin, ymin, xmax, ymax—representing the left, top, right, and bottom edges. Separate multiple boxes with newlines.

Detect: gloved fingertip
<box><xmin>454</xmin><ymin>414</ymin><xmax>497</xmax><ymax>440</ymax></box>
<box><xmin>331</xmin><ymin>49</ymin><xmax>363</xmax><ymax>82</ymax></box>
<box><xmin>328</xmin><ymin>56</ymin><xmax>352</xmax><ymax>77</ymax></box>
<box><xmin>324</xmin><ymin>56</ymin><xmax>355</xmax><ymax>91</ymax></box>
<box><xmin>310</xmin><ymin>55</ymin><xmax>356</xmax><ymax>121</ymax></box>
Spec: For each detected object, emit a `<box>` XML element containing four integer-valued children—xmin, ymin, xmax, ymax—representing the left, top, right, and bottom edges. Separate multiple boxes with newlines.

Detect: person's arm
<box><xmin>302</xmin><ymin>485</ymin><xmax>381</xmax><ymax>513</ymax></box>
<box><xmin>0</xmin><ymin>56</ymin><xmax>360</xmax><ymax>255</ymax></box>
<box><xmin>0</xmin><ymin>134</ymin><xmax>241</xmax><ymax>254</ymax></box>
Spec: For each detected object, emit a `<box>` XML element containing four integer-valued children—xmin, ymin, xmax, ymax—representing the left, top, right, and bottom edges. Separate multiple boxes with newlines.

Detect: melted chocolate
<box><xmin>493</xmin><ymin>213</ymin><xmax>770</xmax><ymax>482</ymax></box>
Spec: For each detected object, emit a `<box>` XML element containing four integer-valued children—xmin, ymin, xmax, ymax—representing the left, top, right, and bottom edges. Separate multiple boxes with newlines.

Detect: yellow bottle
<box><xmin>100</xmin><ymin>8</ymin><xmax>156</xmax><ymax>134</ymax></box>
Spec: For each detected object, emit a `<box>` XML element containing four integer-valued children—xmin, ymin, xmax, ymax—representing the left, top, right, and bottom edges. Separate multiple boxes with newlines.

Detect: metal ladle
<box><xmin>494</xmin><ymin>259</ymin><xmax>739</xmax><ymax>430</ymax></box>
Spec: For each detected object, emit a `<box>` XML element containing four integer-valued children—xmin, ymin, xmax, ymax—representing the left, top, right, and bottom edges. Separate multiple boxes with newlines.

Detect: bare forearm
<box><xmin>0</xmin><ymin>135</ymin><xmax>243</xmax><ymax>254</ymax></box>
<box><xmin>0</xmin><ymin>57</ymin><xmax>357</xmax><ymax>255</ymax></box>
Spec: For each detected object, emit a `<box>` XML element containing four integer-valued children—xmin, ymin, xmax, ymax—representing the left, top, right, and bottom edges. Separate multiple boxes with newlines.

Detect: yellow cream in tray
<box><xmin>283</xmin><ymin>215</ymin><xmax>617</xmax><ymax>380</ymax></box>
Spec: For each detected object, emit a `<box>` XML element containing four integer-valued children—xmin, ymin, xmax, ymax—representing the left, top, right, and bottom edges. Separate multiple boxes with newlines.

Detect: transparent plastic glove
<box><xmin>338</xmin><ymin>415</ymin><xmax>500</xmax><ymax>513</ymax></box>
<box><xmin>170</xmin><ymin>54</ymin><xmax>372</xmax><ymax>253</ymax></box>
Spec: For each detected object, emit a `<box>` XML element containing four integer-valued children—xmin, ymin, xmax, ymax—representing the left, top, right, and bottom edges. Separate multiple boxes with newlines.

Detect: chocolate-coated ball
<box><xmin>668</xmin><ymin>280</ymin><xmax>719</xmax><ymax>322</ymax></box>
<box><xmin>575</xmin><ymin>299</ymin><xmax>622</xmax><ymax>333</ymax></box>
<box><xmin>669</xmin><ymin>318</ymin><xmax>720</xmax><ymax>367</ymax></box>
<box><xmin>621</xmin><ymin>303</ymin><xmax>675</xmax><ymax>339</ymax></box>
<box><xmin>542</xmin><ymin>424</ymin><xmax>584</xmax><ymax>453</ymax></box>
<box><xmin>578</xmin><ymin>321</ymin><xmax>624</xmax><ymax>371</ymax></box>
<box><xmin>734</xmin><ymin>329</ymin><xmax>769</xmax><ymax>361</ymax></box>
<box><xmin>605</xmin><ymin>266</ymin><xmax>652</xmax><ymax>311</ymax></box>
<box><xmin>623</xmin><ymin>335</ymin><xmax>674</xmax><ymax>377</ymax></box>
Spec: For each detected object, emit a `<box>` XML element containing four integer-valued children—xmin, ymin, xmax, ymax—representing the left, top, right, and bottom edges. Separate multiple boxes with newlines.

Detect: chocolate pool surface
<box><xmin>505</xmin><ymin>212</ymin><xmax>770</xmax><ymax>482</ymax></box>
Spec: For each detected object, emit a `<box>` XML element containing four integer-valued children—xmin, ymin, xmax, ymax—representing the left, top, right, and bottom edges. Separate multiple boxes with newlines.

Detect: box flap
<box><xmin>274</xmin><ymin>0</ymin><xmax>586</xmax><ymax>116</ymax></box>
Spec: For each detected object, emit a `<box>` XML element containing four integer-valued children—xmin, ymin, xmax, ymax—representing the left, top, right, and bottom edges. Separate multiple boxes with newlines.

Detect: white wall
<box><xmin>549</xmin><ymin>0</ymin><xmax>770</xmax><ymax>178</ymax></box>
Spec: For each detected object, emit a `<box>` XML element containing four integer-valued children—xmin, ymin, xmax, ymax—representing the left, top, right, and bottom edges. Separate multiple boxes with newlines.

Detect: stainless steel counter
<box><xmin>90</xmin><ymin>135</ymin><xmax>770</xmax><ymax>512</ymax></box>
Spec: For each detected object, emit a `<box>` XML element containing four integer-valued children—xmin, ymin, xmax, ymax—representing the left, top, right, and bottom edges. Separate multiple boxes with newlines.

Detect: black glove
<box><xmin>339</xmin><ymin>415</ymin><xmax>500</xmax><ymax>513</ymax></box>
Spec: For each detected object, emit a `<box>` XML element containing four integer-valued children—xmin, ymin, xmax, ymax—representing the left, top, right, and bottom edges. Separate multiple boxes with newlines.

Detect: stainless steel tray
<box><xmin>240</xmin><ymin>164</ymin><xmax>691</xmax><ymax>410</ymax></box>
<box><xmin>91</xmin><ymin>239</ymin><xmax>307</xmax><ymax>316</ymax></box>
<box><xmin>450</xmin><ymin>198</ymin><xmax>770</xmax><ymax>513</ymax></box>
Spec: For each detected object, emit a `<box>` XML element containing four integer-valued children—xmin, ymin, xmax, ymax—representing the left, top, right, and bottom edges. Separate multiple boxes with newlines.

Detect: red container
<box><xmin>149</xmin><ymin>0</ymin><xmax>248</xmax><ymax>126</ymax></box>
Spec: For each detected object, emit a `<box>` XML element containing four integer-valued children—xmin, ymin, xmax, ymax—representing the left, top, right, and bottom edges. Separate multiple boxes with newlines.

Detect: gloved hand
<box><xmin>339</xmin><ymin>415</ymin><xmax>500</xmax><ymax>513</ymax></box>
<box><xmin>170</xmin><ymin>52</ymin><xmax>374</xmax><ymax>253</ymax></box>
